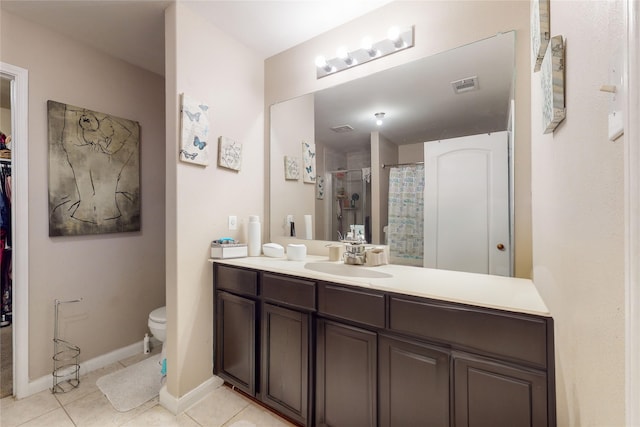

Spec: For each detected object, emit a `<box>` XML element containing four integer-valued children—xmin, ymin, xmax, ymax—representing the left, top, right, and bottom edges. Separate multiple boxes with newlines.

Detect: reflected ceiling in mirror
<box><xmin>314</xmin><ymin>31</ymin><xmax>515</xmax><ymax>153</ymax></box>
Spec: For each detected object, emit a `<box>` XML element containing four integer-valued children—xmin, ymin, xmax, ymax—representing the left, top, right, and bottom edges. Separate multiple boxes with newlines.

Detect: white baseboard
<box><xmin>26</xmin><ymin>340</ymin><xmax>145</xmax><ymax>397</ymax></box>
<box><xmin>159</xmin><ymin>375</ymin><xmax>224</xmax><ymax>415</ymax></box>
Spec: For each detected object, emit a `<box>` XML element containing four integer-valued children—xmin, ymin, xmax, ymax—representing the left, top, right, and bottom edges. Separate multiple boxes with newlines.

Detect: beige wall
<box><xmin>0</xmin><ymin>11</ymin><xmax>166</xmax><ymax>378</ymax></box>
<box><xmin>0</xmin><ymin>107</ymin><xmax>11</xmax><ymax>136</ymax></box>
<box><xmin>530</xmin><ymin>0</ymin><xmax>625</xmax><ymax>424</ymax></box>
<box><xmin>264</xmin><ymin>1</ymin><xmax>533</xmax><ymax>278</ymax></box>
<box><xmin>399</xmin><ymin>142</ymin><xmax>424</xmax><ymax>164</ymax></box>
<box><xmin>371</xmin><ymin>132</ymin><xmax>397</xmax><ymax>244</ymax></box>
<box><xmin>165</xmin><ymin>2</ymin><xmax>265</xmax><ymax>397</ymax></box>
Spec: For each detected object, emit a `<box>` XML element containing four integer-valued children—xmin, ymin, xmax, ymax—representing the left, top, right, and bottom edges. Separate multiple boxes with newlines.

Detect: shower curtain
<box><xmin>387</xmin><ymin>164</ymin><xmax>425</xmax><ymax>266</ymax></box>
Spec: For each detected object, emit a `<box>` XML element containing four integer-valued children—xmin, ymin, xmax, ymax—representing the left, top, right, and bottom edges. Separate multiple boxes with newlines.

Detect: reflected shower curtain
<box><xmin>387</xmin><ymin>165</ymin><xmax>424</xmax><ymax>266</ymax></box>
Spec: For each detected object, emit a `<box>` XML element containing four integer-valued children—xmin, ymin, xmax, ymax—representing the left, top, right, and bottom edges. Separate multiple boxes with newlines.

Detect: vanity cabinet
<box><xmin>453</xmin><ymin>352</ymin><xmax>548</xmax><ymax>427</ymax></box>
<box><xmin>214</xmin><ymin>266</ymin><xmax>259</xmax><ymax>397</ymax></box>
<box><xmin>387</xmin><ymin>294</ymin><xmax>554</xmax><ymax>427</ymax></box>
<box><xmin>316</xmin><ymin>319</ymin><xmax>377</xmax><ymax>427</ymax></box>
<box><xmin>261</xmin><ymin>273</ymin><xmax>315</xmax><ymax>426</ymax></box>
<box><xmin>213</xmin><ymin>266</ymin><xmax>316</xmax><ymax>426</ymax></box>
<box><xmin>215</xmin><ymin>291</ymin><xmax>257</xmax><ymax>396</ymax></box>
<box><xmin>315</xmin><ymin>282</ymin><xmax>384</xmax><ymax>426</ymax></box>
<box><xmin>378</xmin><ymin>334</ymin><xmax>450</xmax><ymax>426</ymax></box>
<box><xmin>212</xmin><ymin>262</ymin><xmax>556</xmax><ymax>427</ymax></box>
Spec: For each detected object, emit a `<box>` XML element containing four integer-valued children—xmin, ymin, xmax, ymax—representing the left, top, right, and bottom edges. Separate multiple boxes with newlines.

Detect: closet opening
<box><xmin>0</xmin><ymin>73</ymin><xmax>13</xmax><ymax>398</ymax></box>
<box><xmin>1</xmin><ymin>61</ymin><xmax>28</xmax><ymax>399</ymax></box>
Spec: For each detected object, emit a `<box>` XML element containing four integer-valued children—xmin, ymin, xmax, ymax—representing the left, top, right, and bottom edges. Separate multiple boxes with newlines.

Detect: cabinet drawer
<box><xmin>318</xmin><ymin>283</ymin><xmax>385</xmax><ymax>328</ymax></box>
<box><xmin>262</xmin><ymin>273</ymin><xmax>316</xmax><ymax>311</ymax></box>
<box><xmin>215</xmin><ymin>265</ymin><xmax>258</xmax><ymax>297</ymax></box>
<box><xmin>389</xmin><ymin>296</ymin><xmax>548</xmax><ymax>368</ymax></box>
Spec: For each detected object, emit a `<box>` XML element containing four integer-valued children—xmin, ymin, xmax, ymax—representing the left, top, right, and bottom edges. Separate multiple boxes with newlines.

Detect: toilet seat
<box><xmin>149</xmin><ymin>306</ymin><xmax>166</xmax><ymax>324</ymax></box>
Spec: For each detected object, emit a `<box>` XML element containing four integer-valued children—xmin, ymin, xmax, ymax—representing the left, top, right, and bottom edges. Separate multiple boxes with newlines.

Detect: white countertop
<box><xmin>210</xmin><ymin>255</ymin><xmax>550</xmax><ymax>317</ymax></box>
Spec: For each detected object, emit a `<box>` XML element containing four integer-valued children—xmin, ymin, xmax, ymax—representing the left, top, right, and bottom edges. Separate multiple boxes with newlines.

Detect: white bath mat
<box><xmin>97</xmin><ymin>354</ymin><xmax>163</xmax><ymax>412</ymax></box>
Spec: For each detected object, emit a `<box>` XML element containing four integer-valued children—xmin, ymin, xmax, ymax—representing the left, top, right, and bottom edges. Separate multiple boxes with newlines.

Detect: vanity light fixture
<box><xmin>387</xmin><ymin>26</ymin><xmax>404</xmax><ymax>48</ymax></box>
<box><xmin>375</xmin><ymin>112</ymin><xmax>385</xmax><ymax>126</ymax></box>
<box><xmin>362</xmin><ymin>37</ymin><xmax>379</xmax><ymax>58</ymax></box>
<box><xmin>315</xmin><ymin>55</ymin><xmax>334</xmax><ymax>73</ymax></box>
<box><xmin>336</xmin><ymin>46</ymin><xmax>356</xmax><ymax>66</ymax></box>
<box><xmin>315</xmin><ymin>26</ymin><xmax>415</xmax><ymax>79</ymax></box>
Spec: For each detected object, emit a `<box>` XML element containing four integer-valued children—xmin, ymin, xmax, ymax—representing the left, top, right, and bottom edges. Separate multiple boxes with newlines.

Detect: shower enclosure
<box><xmin>326</xmin><ymin>168</ymin><xmax>371</xmax><ymax>243</ymax></box>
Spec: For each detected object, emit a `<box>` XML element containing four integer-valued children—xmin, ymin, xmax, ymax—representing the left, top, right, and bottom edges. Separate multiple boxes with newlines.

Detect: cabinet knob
<box><xmin>497</xmin><ymin>243</ymin><xmax>505</xmax><ymax>251</ymax></box>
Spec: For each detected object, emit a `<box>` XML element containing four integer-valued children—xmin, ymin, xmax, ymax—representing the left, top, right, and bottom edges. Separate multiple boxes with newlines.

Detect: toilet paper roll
<box><xmin>304</xmin><ymin>215</ymin><xmax>313</xmax><ymax>240</ymax></box>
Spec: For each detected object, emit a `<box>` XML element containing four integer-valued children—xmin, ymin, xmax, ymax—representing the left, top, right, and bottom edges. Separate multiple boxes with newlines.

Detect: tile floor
<box><xmin>0</xmin><ymin>350</ymin><xmax>295</xmax><ymax>427</ymax></box>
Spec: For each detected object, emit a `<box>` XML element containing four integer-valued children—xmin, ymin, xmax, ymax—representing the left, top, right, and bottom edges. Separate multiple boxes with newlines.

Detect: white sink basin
<box><xmin>304</xmin><ymin>262</ymin><xmax>392</xmax><ymax>278</ymax></box>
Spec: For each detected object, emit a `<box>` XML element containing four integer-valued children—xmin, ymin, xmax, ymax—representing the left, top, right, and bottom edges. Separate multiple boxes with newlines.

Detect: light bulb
<box><xmin>388</xmin><ymin>26</ymin><xmax>404</xmax><ymax>48</ymax></box>
<box><xmin>376</xmin><ymin>118</ymin><xmax>383</xmax><ymax>126</ymax></box>
<box><xmin>315</xmin><ymin>55</ymin><xmax>327</xmax><ymax>68</ymax></box>
<box><xmin>315</xmin><ymin>55</ymin><xmax>334</xmax><ymax>73</ymax></box>
<box><xmin>336</xmin><ymin>46</ymin><xmax>355</xmax><ymax>65</ymax></box>
<box><xmin>362</xmin><ymin>37</ymin><xmax>378</xmax><ymax>57</ymax></box>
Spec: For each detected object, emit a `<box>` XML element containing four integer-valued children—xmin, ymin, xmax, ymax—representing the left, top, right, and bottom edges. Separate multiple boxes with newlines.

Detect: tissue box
<box><xmin>211</xmin><ymin>242</ymin><xmax>248</xmax><ymax>259</ymax></box>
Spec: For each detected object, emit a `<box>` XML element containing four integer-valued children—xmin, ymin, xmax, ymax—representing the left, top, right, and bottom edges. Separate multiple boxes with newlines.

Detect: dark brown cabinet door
<box><xmin>378</xmin><ymin>335</ymin><xmax>450</xmax><ymax>427</ymax></box>
<box><xmin>454</xmin><ymin>353</ymin><xmax>548</xmax><ymax>427</ymax></box>
<box><xmin>261</xmin><ymin>303</ymin><xmax>310</xmax><ymax>426</ymax></box>
<box><xmin>316</xmin><ymin>319</ymin><xmax>377</xmax><ymax>427</ymax></box>
<box><xmin>215</xmin><ymin>291</ymin><xmax>257</xmax><ymax>396</ymax></box>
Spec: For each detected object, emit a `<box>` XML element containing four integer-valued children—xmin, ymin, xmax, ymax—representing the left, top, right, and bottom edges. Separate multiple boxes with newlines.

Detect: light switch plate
<box><xmin>228</xmin><ymin>215</ymin><xmax>237</xmax><ymax>230</ymax></box>
<box><xmin>609</xmin><ymin>111</ymin><xmax>624</xmax><ymax>141</ymax></box>
<box><xmin>607</xmin><ymin>51</ymin><xmax>624</xmax><ymax>142</ymax></box>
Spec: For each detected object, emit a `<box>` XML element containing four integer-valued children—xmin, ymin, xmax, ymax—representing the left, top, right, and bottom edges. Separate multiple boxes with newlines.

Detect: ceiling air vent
<box><xmin>331</xmin><ymin>124</ymin><xmax>354</xmax><ymax>133</ymax></box>
<box><xmin>451</xmin><ymin>76</ymin><xmax>479</xmax><ymax>94</ymax></box>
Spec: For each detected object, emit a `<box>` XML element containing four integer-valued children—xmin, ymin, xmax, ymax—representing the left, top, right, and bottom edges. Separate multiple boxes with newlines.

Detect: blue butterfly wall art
<box><xmin>302</xmin><ymin>141</ymin><xmax>316</xmax><ymax>183</ymax></box>
<box><xmin>180</xmin><ymin>94</ymin><xmax>210</xmax><ymax>166</ymax></box>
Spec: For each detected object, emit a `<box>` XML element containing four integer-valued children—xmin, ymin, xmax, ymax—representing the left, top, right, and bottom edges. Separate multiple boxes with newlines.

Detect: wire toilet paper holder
<box><xmin>52</xmin><ymin>298</ymin><xmax>82</xmax><ymax>394</ymax></box>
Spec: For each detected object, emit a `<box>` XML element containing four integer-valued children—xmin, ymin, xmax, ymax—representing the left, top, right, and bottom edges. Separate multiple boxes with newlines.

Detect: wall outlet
<box><xmin>228</xmin><ymin>215</ymin><xmax>237</xmax><ymax>230</ymax></box>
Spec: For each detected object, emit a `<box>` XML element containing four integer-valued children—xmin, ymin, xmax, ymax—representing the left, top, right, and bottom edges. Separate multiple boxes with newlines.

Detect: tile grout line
<box><xmin>184</xmin><ymin>411</ymin><xmax>205</xmax><ymax>426</ymax></box>
<box><xmin>53</xmin><ymin>389</ymin><xmax>79</xmax><ymax>426</ymax></box>
<box><xmin>59</xmin><ymin>399</ymin><xmax>78</xmax><ymax>427</ymax></box>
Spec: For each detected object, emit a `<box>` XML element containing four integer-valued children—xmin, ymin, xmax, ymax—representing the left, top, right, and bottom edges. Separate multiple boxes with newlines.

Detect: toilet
<box><xmin>148</xmin><ymin>306</ymin><xmax>166</xmax><ymax>360</ymax></box>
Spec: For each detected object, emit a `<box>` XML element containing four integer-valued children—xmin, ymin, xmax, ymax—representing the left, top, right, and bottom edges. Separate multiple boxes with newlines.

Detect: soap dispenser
<box><xmin>248</xmin><ymin>215</ymin><xmax>261</xmax><ymax>256</ymax></box>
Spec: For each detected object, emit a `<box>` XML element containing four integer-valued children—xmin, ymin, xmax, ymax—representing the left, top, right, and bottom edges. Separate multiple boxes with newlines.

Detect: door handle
<box><xmin>497</xmin><ymin>243</ymin><xmax>505</xmax><ymax>251</ymax></box>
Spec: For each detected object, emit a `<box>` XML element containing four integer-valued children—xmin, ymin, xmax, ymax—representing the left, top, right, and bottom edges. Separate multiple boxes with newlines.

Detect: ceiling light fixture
<box><xmin>375</xmin><ymin>112</ymin><xmax>385</xmax><ymax>126</ymax></box>
<box><xmin>315</xmin><ymin>26</ymin><xmax>415</xmax><ymax>79</ymax></box>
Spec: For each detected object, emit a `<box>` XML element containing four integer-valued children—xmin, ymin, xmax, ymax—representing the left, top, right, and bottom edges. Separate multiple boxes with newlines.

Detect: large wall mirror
<box><xmin>270</xmin><ymin>31</ymin><xmax>516</xmax><ymax>275</ymax></box>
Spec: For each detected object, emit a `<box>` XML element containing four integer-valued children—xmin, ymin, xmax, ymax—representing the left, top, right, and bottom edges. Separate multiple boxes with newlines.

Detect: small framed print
<box><xmin>541</xmin><ymin>35</ymin><xmax>566</xmax><ymax>134</ymax></box>
<box><xmin>284</xmin><ymin>156</ymin><xmax>300</xmax><ymax>180</ymax></box>
<box><xmin>218</xmin><ymin>136</ymin><xmax>242</xmax><ymax>171</ymax></box>
<box><xmin>531</xmin><ymin>0</ymin><xmax>550</xmax><ymax>72</ymax></box>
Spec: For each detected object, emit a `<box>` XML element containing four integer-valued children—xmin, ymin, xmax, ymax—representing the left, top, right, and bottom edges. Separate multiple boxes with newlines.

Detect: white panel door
<box><xmin>424</xmin><ymin>132</ymin><xmax>510</xmax><ymax>276</ymax></box>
